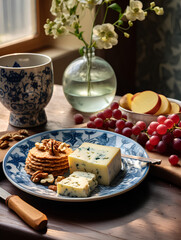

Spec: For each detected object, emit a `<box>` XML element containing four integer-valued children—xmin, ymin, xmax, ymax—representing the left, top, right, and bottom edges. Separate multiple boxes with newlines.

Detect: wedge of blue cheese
<box><xmin>68</xmin><ymin>142</ymin><xmax>121</xmax><ymax>185</ymax></box>
<box><xmin>57</xmin><ymin>171</ymin><xmax>98</xmax><ymax>197</ymax></box>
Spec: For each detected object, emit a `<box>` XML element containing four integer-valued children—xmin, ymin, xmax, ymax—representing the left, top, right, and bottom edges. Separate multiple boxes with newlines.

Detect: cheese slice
<box><xmin>57</xmin><ymin>171</ymin><xmax>98</xmax><ymax>197</ymax></box>
<box><xmin>68</xmin><ymin>142</ymin><xmax>121</xmax><ymax>185</ymax></box>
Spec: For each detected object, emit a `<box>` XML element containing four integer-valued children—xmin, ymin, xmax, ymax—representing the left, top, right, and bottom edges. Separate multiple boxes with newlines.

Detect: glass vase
<box><xmin>62</xmin><ymin>47</ymin><xmax>117</xmax><ymax>113</ymax></box>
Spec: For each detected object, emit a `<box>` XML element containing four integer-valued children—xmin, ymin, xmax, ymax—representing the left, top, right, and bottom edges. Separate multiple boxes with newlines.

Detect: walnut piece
<box><xmin>12</xmin><ymin>133</ymin><xmax>25</xmax><ymax>141</ymax></box>
<box><xmin>35</xmin><ymin>142</ymin><xmax>46</xmax><ymax>151</ymax></box>
<box><xmin>48</xmin><ymin>185</ymin><xmax>57</xmax><ymax>192</ymax></box>
<box><xmin>35</xmin><ymin>139</ymin><xmax>70</xmax><ymax>156</ymax></box>
<box><xmin>0</xmin><ymin>133</ymin><xmax>12</xmax><ymax>141</ymax></box>
<box><xmin>31</xmin><ymin>170</ymin><xmax>49</xmax><ymax>183</ymax></box>
<box><xmin>18</xmin><ymin>129</ymin><xmax>29</xmax><ymax>136</ymax></box>
<box><xmin>40</xmin><ymin>174</ymin><xmax>54</xmax><ymax>184</ymax></box>
<box><xmin>0</xmin><ymin>140</ymin><xmax>9</xmax><ymax>149</ymax></box>
<box><xmin>55</xmin><ymin>176</ymin><xmax>65</xmax><ymax>185</ymax></box>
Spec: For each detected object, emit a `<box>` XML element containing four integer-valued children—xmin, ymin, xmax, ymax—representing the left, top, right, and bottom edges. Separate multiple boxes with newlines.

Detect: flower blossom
<box><xmin>124</xmin><ymin>0</ymin><xmax>145</xmax><ymax>21</ymax></box>
<box><xmin>92</xmin><ymin>23</ymin><xmax>118</xmax><ymax>49</ymax></box>
<box><xmin>78</xmin><ymin>0</ymin><xmax>103</xmax><ymax>9</ymax></box>
<box><xmin>154</xmin><ymin>7</ymin><xmax>164</xmax><ymax>15</ymax></box>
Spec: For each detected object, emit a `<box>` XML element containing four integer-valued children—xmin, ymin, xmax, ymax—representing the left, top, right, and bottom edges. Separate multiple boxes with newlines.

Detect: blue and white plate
<box><xmin>3</xmin><ymin>128</ymin><xmax>149</xmax><ymax>202</ymax></box>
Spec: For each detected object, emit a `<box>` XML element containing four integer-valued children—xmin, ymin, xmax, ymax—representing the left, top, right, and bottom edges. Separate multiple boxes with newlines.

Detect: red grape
<box><xmin>107</xmin><ymin>119</ymin><xmax>116</xmax><ymax>129</ymax></box>
<box><xmin>173</xmin><ymin>138</ymin><xmax>181</xmax><ymax>152</ymax></box>
<box><xmin>103</xmin><ymin>109</ymin><xmax>112</xmax><ymax>118</ymax></box>
<box><xmin>89</xmin><ymin>115</ymin><xmax>97</xmax><ymax>121</ymax></box>
<box><xmin>94</xmin><ymin>118</ymin><xmax>104</xmax><ymax>128</ymax></box>
<box><xmin>137</xmin><ymin>132</ymin><xmax>149</xmax><ymax>146</ymax></box>
<box><xmin>112</xmin><ymin>109</ymin><xmax>122</xmax><ymax>119</ymax></box>
<box><xmin>145</xmin><ymin>140</ymin><xmax>154</xmax><ymax>151</ymax></box>
<box><xmin>168</xmin><ymin>155</ymin><xmax>179</xmax><ymax>165</ymax></box>
<box><xmin>116</xmin><ymin>119</ymin><xmax>125</xmax><ymax>130</ymax></box>
<box><xmin>122</xmin><ymin>127</ymin><xmax>132</xmax><ymax>137</ymax></box>
<box><xmin>97</xmin><ymin>112</ymin><xmax>106</xmax><ymax>120</ymax></box>
<box><xmin>74</xmin><ymin>113</ymin><xmax>84</xmax><ymax>124</ymax></box>
<box><xmin>132</xmin><ymin>125</ymin><xmax>141</xmax><ymax>135</ymax></box>
<box><xmin>122</xmin><ymin>114</ymin><xmax>127</xmax><ymax>120</ymax></box>
<box><xmin>156</xmin><ymin>141</ymin><xmax>167</xmax><ymax>153</ymax></box>
<box><xmin>152</xmin><ymin>131</ymin><xmax>162</xmax><ymax>139</ymax></box>
<box><xmin>149</xmin><ymin>135</ymin><xmax>160</xmax><ymax>146</ymax></box>
<box><xmin>115</xmin><ymin>127</ymin><xmax>122</xmax><ymax>134</ymax></box>
<box><xmin>87</xmin><ymin>121</ymin><xmax>96</xmax><ymax>128</ymax></box>
<box><xmin>157</xmin><ymin>115</ymin><xmax>167</xmax><ymax>124</ymax></box>
<box><xmin>110</xmin><ymin>101</ymin><xmax>119</xmax><ymax>110</ymax></box>
<box><xmin>173</xmin><ymin>129</ymin><xmax>181</xmax><ymax>138</ymax></box>
<box><xmin>156</xmin><ymin>124</ymin><xmax>167</xmax><ymax>135</ymax></box>
<box><xmin>162</xmin><ymin>132</ymin><xmax>173</xmax><ymax>145</ymax></box>
<box><xmin>136</xmin><ymin>120</ymin><xmax>146</xmax><ymax>131</ymax></box>
<box><xmin>178</xmin><ymin>121</ymin><xmax>181</xmax><ymax>127</ymax></box>
<box><xmin>147</xmin><ymin>126</ymin><xmax>154</xmax><ymax>135</ymax></box>
<box><xmin>168</xmin><ymin>114</ymin><xmax>180</xmax><ymax>124</ymax></box>
<box><xmin>164</xmin><ymin>119</ymin><xmax>174</xmax><ymax>129</ymax></box>
<box><xmin>149</xmin><ymin>121</ymin><xmax>159</xmax><ymax>131</ymax></box>
<box><xmin>125</xmin><ymin>121</ymin><xmax>134</xmax><ymax>129</ymax></box>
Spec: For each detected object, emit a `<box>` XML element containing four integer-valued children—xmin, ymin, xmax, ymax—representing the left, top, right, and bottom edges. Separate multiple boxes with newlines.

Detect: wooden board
<box><xmin>0</xmin><ymin>131</ymin><xmax>181</xmax><ymax>187</ymax></box>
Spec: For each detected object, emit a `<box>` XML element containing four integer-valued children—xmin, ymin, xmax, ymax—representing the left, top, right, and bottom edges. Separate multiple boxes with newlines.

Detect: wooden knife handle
<box><xmin>5</xmin><ymin>195</ymin><xmax>48</xmax><ymax>230</ymax></box>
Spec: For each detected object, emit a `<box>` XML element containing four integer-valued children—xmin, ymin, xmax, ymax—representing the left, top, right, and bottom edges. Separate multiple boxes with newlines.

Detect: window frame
<box><xmin>0</xmin><ymin>0</ymin><xmax>51</xmax><ymax>56</ymax></box>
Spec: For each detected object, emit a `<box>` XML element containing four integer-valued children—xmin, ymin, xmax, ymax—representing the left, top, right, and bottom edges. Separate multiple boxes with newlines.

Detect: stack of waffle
<box><xmin>25</xmin><ymin>139</ymin><xmax>73</xmax><ymax>176</ymax></box>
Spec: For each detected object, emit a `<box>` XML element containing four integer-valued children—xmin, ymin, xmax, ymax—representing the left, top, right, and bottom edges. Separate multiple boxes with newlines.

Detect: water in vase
<box><xmin>63</xmin><ymin>72</ymin><xmax>116</xmax><ymax>113</ymax></box>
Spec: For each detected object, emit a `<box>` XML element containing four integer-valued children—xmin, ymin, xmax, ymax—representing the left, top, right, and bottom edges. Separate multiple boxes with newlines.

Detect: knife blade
<box><xmin>0</xmin><ymin>187</ymin><xmax>48</xmax><ymax>230</ymax></box>
<box><xmin>122</xmin><ymin>154</ymin><xmax>162</xmax><ymax>165</ymax></box>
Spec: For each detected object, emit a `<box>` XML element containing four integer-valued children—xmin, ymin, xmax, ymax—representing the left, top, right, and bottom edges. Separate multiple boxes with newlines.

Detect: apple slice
<box><xmin>131</xmin><ymin>90</ymin><xmax>161</xmax><ymax>114</ymax></box>
<box><xmin>154</xmin><ymin>94</ymin><xmax>171</xmax><ymax>115</ymax></box>
<box><xmin>169</xmin><ymin>102</ymin><xmax>181</xmax><ymax>114</ymax></box>
<box><xmin>131</xmin><ymin>92</ymin><xmax>140</xmax><ymax>101</ymax></box>
<box><xmin>119</xmin><ymin>93</ymin><xmax>133</xmax><ymax>110</ymax></box>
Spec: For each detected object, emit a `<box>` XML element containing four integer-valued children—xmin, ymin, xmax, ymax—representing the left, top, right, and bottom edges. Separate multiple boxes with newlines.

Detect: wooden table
<box><xmin>0</xmin><ymin>85</ymin><xmax>181</xmax><ymax>240</ymax></box>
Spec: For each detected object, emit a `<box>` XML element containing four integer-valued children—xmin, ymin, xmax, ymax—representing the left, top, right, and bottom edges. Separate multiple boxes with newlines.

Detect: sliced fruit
<box><xmin>119</xmin><ymin>93</ymin><xmax>133</xmax><ymax>110</ymax></box>
<box><xmin>154</xmin><ymin>94</ymin><xmax>171</xmax><ymax>115</ymax></box>
<box><xmin>169</xmin><ymin>102</ymin><xmax>181</xmax><ymax>114</ymax></box>
<box><xmin>131</xmin><ymin>90</ymin><xmax>161</xmax><ymax>114</ymax></box>
<box><xmin>131</xmin><ymin>92</ymin><xmax>140</xmax><ymax>101</ymax></box>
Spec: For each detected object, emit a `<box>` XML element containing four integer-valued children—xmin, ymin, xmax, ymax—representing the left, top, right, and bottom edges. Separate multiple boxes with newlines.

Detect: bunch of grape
<box><xmin>86</xmin><ymin>102</ymin><xmax>181</xmax><ymax>165</ymax></box>
<box><xmin>145</xmin><ymin>114</ymin><xmax>181</xmax><ymax>165</ymax></box>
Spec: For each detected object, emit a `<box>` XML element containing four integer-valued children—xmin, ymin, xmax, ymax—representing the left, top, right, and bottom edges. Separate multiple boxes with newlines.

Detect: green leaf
<box><xmin>79</xmin><ymin>47</ymin><xmax>84</xmax><ymax>56</ymax></box>
<box><xmin>108</xmin><ymin>3</ymin><xmax>122</xmax><ymax>13</ymax></box>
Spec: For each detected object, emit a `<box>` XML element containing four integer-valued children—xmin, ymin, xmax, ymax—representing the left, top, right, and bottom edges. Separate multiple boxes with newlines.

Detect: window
<box><xmin>0</xmin><ymin>0</ymin><xmax>51</xmax><ymax>55</ymax></box>
<box><xmin>0</xmin><ymin>0</ymin><xmax>36</xmax><ymax>45</ymax></box>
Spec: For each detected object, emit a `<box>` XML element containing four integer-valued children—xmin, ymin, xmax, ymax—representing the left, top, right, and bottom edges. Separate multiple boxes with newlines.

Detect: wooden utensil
<box><xmin>0</xmin><ymin>187</ymin><xmax>48</xmax><ymax>230</ymax></box>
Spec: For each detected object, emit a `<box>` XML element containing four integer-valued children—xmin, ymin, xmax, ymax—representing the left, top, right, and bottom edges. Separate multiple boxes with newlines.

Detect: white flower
<box><xmin>124</xmin><ymin>0</ymin><xmax>145</xmax><ymax>21</ymax></box>
<box><xmin>78</xmin><ymin>0</ymin><xmax>103</xmax><ymax>9</ymax></box>
<box><xmin>154</xmin><ymin>7</ymin><xmax>164</xmax><ymax>15</ymax></box>
<box><xmin>52</xmin><ymin>22</ymin><xmax>69</xmax><ymax>38</ymax></box>
<box><xmin>51</xmin><ymin>0</ymin><xmax>77</xmax><ymax>16</ymax></box>
<box><xmin>92</xmin><ymin>23</ymin><xmax>118</xmax><ymax>49</ymax></box>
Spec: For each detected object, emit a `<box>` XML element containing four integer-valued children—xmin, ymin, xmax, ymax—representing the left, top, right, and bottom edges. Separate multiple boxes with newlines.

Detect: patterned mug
<box><xmin>0</xmin><ymin>53</ymin><xmax>54</xmax><ymax>127</ymax></box>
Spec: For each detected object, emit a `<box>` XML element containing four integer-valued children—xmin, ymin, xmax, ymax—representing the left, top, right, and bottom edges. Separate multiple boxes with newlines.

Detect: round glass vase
<box><xmin>63</xmin><ymin>47</ymin><xmax>117</xmax><ymax>113</ymax></box>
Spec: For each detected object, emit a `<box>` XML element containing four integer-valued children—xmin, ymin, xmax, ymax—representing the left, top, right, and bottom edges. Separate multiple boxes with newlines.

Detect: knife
<box><xmin>122</xmin><ymin>154</ymin><xmax>162</xmax><ymax>165</ymax></box>
<box><xmin>0</xmin><ymin>187</ymin><xmax>48</xmax><ymax>230</ymax></box>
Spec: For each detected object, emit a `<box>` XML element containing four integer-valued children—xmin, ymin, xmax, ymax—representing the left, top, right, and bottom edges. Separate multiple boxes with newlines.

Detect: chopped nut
<box><xmin>35</xmin><ymin>142</ymin><xmax>46</xmax><ymax>151</ymax></box>
<box><xmin>0</xmin><ymin>133</ymin><xmax>12</xmax><ymax>141</ymax></box>
<box><xmin>31</xmin><ymin>171</ymin><xmax>49</xmax><ymax>183</ymax></box>
<box><xmin>58</xmin><ymin>142</ymin><xmax>67</xmax><ymax>152</ymax></box>
<box><xmin>40</xmin><ymin>174</ymin><xmax>54</xmax><ymax>184</ymax></box>
<box><xmin>55</xmin><ymin>176</ymin><xmax>65</xmax><ymax>185</ymax></box>
<box><xmin>18</xmin><ymin>129</ymin><xmax>29</xmax><ymax>136</ymax></box>
<box><xmin>48</xmin><ymin>185</ymin><xmax>57</xmax><ymax>192</ymax></box>
<box><xmin>12</xmin><ymin>134</ymin><xmax>25</xmax><ymax>141</ymax></box>
<box><xmin>0</xmin><ymin>140</ymin><xmax>9</xmax><ymax>149</ymax></box>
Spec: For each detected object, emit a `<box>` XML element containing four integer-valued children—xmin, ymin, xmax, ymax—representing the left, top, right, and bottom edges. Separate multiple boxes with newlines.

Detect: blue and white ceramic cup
<box><xmin>0</xmin><ymin>53</ymin><xmax>54</xmax><ymax>127</ymax></box>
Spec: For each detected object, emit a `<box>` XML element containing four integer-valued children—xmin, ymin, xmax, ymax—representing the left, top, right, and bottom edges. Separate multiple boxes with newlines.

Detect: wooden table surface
<box><xmin>0</xmin><ymin>85</ymin><xmax>181</xmax><ymax>240</ymax></box>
